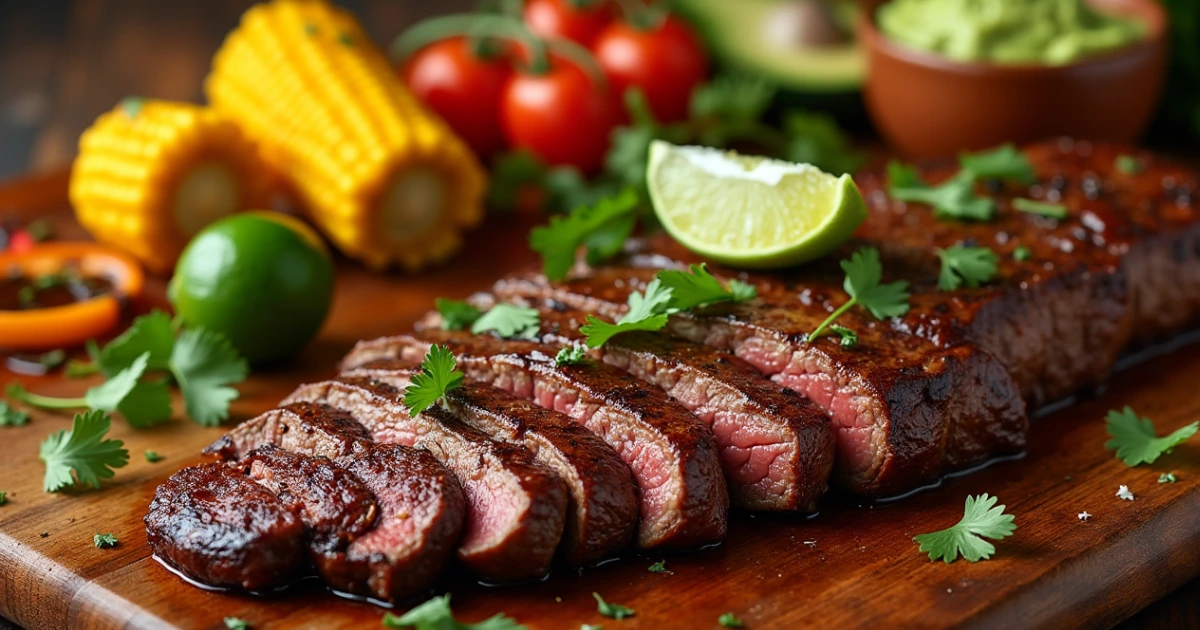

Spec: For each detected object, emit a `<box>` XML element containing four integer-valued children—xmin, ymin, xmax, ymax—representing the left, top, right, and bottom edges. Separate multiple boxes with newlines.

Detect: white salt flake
<box><xmin>1116</xmin><ymin>485</ymin><xmax>1135</xmax><ymax>501</ymax></box>
<box><xmin>802</xmin><ymin>539</ymin><xmax>817</xmax><ymax>547</ymax></box>
<box><xmin>1078</xmin><ymin>511</ymin><xmax>1091</xmax><ymax>521</ymax></box>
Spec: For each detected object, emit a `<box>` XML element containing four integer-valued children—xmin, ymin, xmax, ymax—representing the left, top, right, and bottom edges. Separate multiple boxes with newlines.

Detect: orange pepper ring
<box><xmin>0</xmin><ymin>242</ymin><xmax>145</xmax><ymax>351</ymax></box>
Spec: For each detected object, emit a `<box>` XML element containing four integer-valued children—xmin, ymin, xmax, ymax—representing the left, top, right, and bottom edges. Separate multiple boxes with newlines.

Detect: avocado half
<box><xmin>676</xmin><ymin>0</ymin><xmax>865</xmax><ymax>96</ymax></box>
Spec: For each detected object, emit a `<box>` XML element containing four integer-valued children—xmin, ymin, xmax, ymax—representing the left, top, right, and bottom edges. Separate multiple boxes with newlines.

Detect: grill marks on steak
<box><xmin>145</xmin><ymin>463</ymin><xmax>306</xmax><ymax>590</ymax></box>
<box><xmin>204</xmin><ymin>403</ymin><xmax>467</xmax><ymax>602</ymax></box>
<box><xmin>341</xmin><ymin>361</ymin><xmax>639</xmax><ymax>565</ymax></box>
<box><xmin>521</xmin><ymin>304</ymin><xmax>835</xmax><ymax>512</ymax></box>
<box><xmin>341</xmin><ymin>330</ymin><xmax>729</xmax><ymax>548</ymax></box>
<box><xmin>282</xmin><ymin>377</ymin><xmax>569</xmax><ymax>582</ymax></box>
<box><xmin>492</xmin><ymin>268</ymin><xmax>1028</xmax><ymax>497</ymax></box>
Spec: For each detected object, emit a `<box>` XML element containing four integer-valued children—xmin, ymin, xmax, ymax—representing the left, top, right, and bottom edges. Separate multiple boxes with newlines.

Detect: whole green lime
<box><xmin>169</xmin><ymin>212</ymin><xmax>334</xmax><ymax>364</ymax></box>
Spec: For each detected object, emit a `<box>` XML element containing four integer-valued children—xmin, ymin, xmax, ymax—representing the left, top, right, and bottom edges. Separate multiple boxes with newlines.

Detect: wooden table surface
<box><xmin>1</xmin><ymin>172</ymin><xmax>1199</xmax><ymax>629</ymax></box>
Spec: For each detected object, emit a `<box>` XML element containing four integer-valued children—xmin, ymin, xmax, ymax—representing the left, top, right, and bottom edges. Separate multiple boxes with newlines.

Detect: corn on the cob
<box><xmin>70</xmin><ymin>99</ymin><xmax>272</xmax><ymax>274</ymax></box>
<box><xmin>205</xmin><ymin>0</ymin><xmax>487</xmax><ymax>272</ymax></box>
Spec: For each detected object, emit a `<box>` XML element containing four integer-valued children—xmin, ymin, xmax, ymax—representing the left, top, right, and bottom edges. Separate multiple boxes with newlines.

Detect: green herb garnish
<box><xmin>656</xmin><ymin>264</ymin><xmax>757</xmax><ymax>312</ymax></box>
<box><xmin>912</xmin><ymin>494</ymin><xmax>1016</xmax><ymax>563</ymax></box>
<box><xmin>830</xmin><ymin>324</ymin><xmax>858</xmax><ymax>348</ymax></box>
<box><xmin>470</xmin><ymin>304</ymin><xmax>540</xmax><ymax>340</ymax></box>
<box><xmin>529</xmin><ymin>188</ymin><xmax>639</xmax><ymax>281</ymax></box>
<box><xmin>1013</xmin><ymin>198</ymin><xmax>1068</xmax><ymax>219</ymax></box>
<box><xmin>402</xmin><ymin>345</ymin><xmax>464</xmax><ymax>416</ymax></box>
<box><xmin>936</xmin><ymin>244</ymin><xmax>999</xmax><ymax>291</ymax></box>
<box><xmin>39</xmin><ymin>410</ymin><xmax>129</xmax><ymax>492</ymax></box>
<box><xmin>580</xmin><ymin>279</ymin><xmax>672</xmax><ymax>348</ymax></box>
<box><xmin>808</xmin><ymin>247</ymin><xmax>910</xmax><ymax>343</ymax></box>
<box><xmin>0</xmin><ymin>401</ymin><xmax>30</xmax><ymax>427</ymax></box>
<box><xmin>593</xmin><ymin>593</ymin><xmax>635</xmax><ymax>620</ymax></box>
<box><xmin>224</xmin><ymin>618</ymin><xmax>250</xmax><ymax>630</ymax></box>
<box><xmin>93</xmin><ymin>532</ymin><xmax>118</xmax><ymax>549</ymax></box>
<box><xmin>1104</xmin><ymin>406</ymin><xmax>1198</xmax><ymax>466</ymax></box>
<box><xmin>1115</xmin><ymin>154</ymin><xmax>1143</xmax><ymax>175</ymax></box>
<box><xmin>718</xmin><ymin>612</ymin><xmax>745</xmax><ymax>628</ymax></box>
<box><xmin>1159</xmin><ymin>472</ymin><xmax>1178</xmax><ymax>484</ymax></box>
<box><xmin>647</xmin><ymin>560</ymin><xmax>668</xmax><ymax>573</ymax></box>
<box><xmin>888</xmin><ymin>144</ymin><xmax>1035</xmax><ymax>221</ymax></box>
<box><xmin>554</xmin><ymin>346</ymin><xmax>588</xmax><ymax>366</ymax></box>
<box><xmin>435</xmin><ymin>298</ymin><xmax>483</xmax><ymax>331</ymax></box>
<box><xmin>144</xmin><ymin>450</ymin><xmax>164</xmax><ymax>463</ymax></box>
<box><xmin>0</xmin><ymin>491</ymin><xmax>7</xmax><ymax>506</ymax></box>
<box><xmin>1012</xmin><ymin>246</ymin><xmax>1031</xmax><ymax>261</ymax></box>
<box><xmin>381</xmin><ymin>594</ymin><xmax>525</xmax><ymax>629</ymax></box>
<box><xmin>958</xmin><ymin>144</ymin><xmax>1034</xmax><ymax>183</ymax></box>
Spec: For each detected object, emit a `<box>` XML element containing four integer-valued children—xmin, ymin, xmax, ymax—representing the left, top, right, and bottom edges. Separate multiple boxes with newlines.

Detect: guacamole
<box><xmin>877</xmin><ymin>0</ymin><xmax>1145</xmax><ymax>65</ymax></box>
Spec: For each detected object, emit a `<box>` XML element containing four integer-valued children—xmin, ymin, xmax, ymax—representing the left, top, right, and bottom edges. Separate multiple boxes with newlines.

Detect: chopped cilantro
<box><xmin>144</xmin><ymin>450</ymin><xmax>164</xmax><ymax>463</ymax></box>
<box><xmin>471</xmin><ymin>304</ymin><xmax>540</xmax><ymax>340</ymax></box>
<box><xmin>808</xmin><ymin>247</ymin><xmax>910</xmax><ymax>343</ymax></box>
<box><xmin>647</xmin><ymin>560</ymin><xmax>668</xmax><ymax>573</ymax></box>
<box><xmin>593</xmin><ymin>593</ymin><xmax>635</xmax><ymax>620</ymax></box>
<box><xmin>830</xmin><ymin>324</ymin><xmax>858</xmax><ymax>348</ymax></box>
<box><xmin>958</xmin><ymin>144</ymin><xmax>1034</xmax><ymax>184</ymax></box>
<box><xmin>0</xmin><ymin>491</ymin><xmax>7</xmax><ymax>506</ymax></box>
<box><xmin>1159</xmin><ymin>472</ymin><xmax>1178</xmax><ymax>484</ymax></box>
<box><xmin>718</xmin><ymin>612</ymin><xmax>745</xmax><ymax>628</ymax></box>
<box><xmin>39</xmin><ymin>349</ymin><xmax>66</xmax><ymax>370</ymax></box>
<box><xmin>381</xmin><ymin>594</ymin><xmax>525</xmax><ymax>629</ymax></box>
<box><xmin>402</xmin><ymin>345</ymin><xmax>464</xmax><ymax>416</ymax></box>
<box><xmin>1013</xmin><ymin>246</ymin><xmax>1032</xmax><ymax>261</ymax></box>
<box><xmin>913</xmin><ymin>493</ymin><xmax>1017</xmax><ymax>563</ymax></box>
<box><xmin>580</xmin><ymin>279</ymin><xmax>672</xmax><ymax>348</ymax></box>
<box><xmin>1104</xmin><ymin>406</ymin><xmax>1198</xmax><ymax>466</ymax></box>
<box><xmin>0</xmin><ymin>401</ymin><xmax>30</xmax><ymax>427</ymax></box>
<box><xmin>1013</xmin><ymin>198</ymin><xmax>1068</xmax><ymax>219</ymax></box>
<box><xmin>1115</xmin><ymin>154</ymin><xmax>1143</xmax><ymax>175</ymax></box>
<box><xmin>887</xmin><ymin>163</ymin><xmax>995</xmax><ymax>221</ymax></box>
<box><xmin>936</xmin><ymin>244</ymin><xmax>999</xmax><ymax>291</ymax></box>
<box><xmin>436</xmin><ymin>298</ymin><xmax>483</xmax><ymax>331</ymax></box>
<box><xmin>655</xmin><ymin>264</ymin><xmax>757</xmax><ymax>312</ymax></box>
<box><xmin>93</xmin><ymin>532</ymin><xmax>118</xmax><ymax>549</ymax></box>
<box><xmin>40</xmin><ymin>410</ymin><xmax>129</xmax><ymax>492</ymax></box>
<box><xmin>555</xmin><ymin>346</ymin><xmax>588</xmax><ymax>366</ymax></box>
<box><xmin>224</xmin><ymin>618</ymin><xmax>251</xmax><ymax>630</ymax></box>
<box><xmin>529</xmin><ymin>188</ymin><xmax>639</xmax><ymax>281</ymax></box>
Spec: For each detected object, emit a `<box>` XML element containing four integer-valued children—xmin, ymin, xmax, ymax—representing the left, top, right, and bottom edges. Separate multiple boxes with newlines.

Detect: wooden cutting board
<box><xmin>1</xmin><ymin>172</ymin><xmax>1198</xmax><ymax>630</ymax></box>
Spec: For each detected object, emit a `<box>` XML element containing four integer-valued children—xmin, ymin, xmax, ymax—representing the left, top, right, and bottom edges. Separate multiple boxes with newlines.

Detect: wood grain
<box><xmin>1</xmin><ymin>179</ymin><xmax>1199</xmax><ymax>630</ymax></box>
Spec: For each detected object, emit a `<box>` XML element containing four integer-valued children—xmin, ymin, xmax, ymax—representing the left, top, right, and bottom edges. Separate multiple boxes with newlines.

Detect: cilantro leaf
<box><xmin>40</xmin><ymin>410</ymin><xmax>129</xmax><ymax>492</ymax></box>
<box><xmin>1104</xmin><ymin>406</ymin><xmax>1198</xmax><ymax>466</ymax></box>
<box><xmin>382</xmin><ymin>594</ymin><xmax>526</xmax><ymax>630</ymax></box>
<box><xmin>655</xmin><ymin>264</ymin><xmax>757</xmax><ymax>312</ymax></box>
<box><xmin>718</xmin><ymin>612</ymin><xmax>745</xmax><ymax>628</ymax></box>
<box><xmin>958</xmin><ymin>144</ymin><xmax>1034</xmax><ymax>183</ymax></box>
<box><xmin>169</xmin><ymin>328</ymin><xmax>248</xmax><ymax>426</ymax></box>
<box><xmin>93</xmin><ymin>532</ymin><xmax>118</xmax><ymax>548</ymax></box>
<box><xmin>580</xmin><ymin>279</ymin><xmax>673</xmax><ymax>348</ymax></box>
<box><xmin>1012</xmin><ymin>197</ymin><xmax>1068</xmax><ymax>219</ymax></box>
<box><xmin>470</xmin><ymin>304</ymin><xmax>540</xmax><ymax>340</ymax></box>
<box><xmin>402</xmin><ymin>345</ymin><xmax>464</xmax><ymax>416</ymax></box>
<box><xmin>648</xmin><ymin>560</ymin><xmax>668</xmax><ymax>573</ymax></box>
<box><xmin>783</xmin><ymin>109</ymin><xmax>863</xmax><ymax>175</ymax></box>
<box><xmin>808</xmin><ymin>247</ymin><xmax>910</xmax><ymax>343</ymax></box>
<box><xmin>593</xmin><ymin>593</ymin><xmax>635</xmax><ymax>620</ymax></box>
<box><xmin>0</xmin><ymin>401</ymin><xmax>30</xmax><ymax>427</ymax></box>
<box><xmin>887</xmin><ymin>165</ymin><xmax>996</xmax><ymax>221</ymax></box>
<box><xmin>1013</xmin><ymin>246</ymin><xmax>1031</xmax><ymax>261</ymax></box>
<box><xmin>1160</xmin><ymin>472</ymin><xmax>1178</xmax><ymax>483</ymax></box>
<box><xmin>689</xmin><ymin>75</ymin><xmax>777</xmax><ymax>149</ymax></box>
<box><xmin>913</xmin><ymin>493</ymin><xmax>1017</xmax><ymax>563</ymax></box>
<box><xmin>95</xmin><ymin>310</ymin><xmax>176</xmax><ymax>376</ymax></box>
<box><xmin>529</xmin><ymin>188</ymin><xmax>639</xmax><ymax>281</ymax></box>
<box><xmin>85</xmin><ymin>353</ymin><xmax>173</xmax><ymax>428</ymax></box>
<box><xmin>224</xmin><ymin>618</ymin><xmax>250</xmax><ymax>630</ymax></box>
<box><xmin>555</xmin><ymin>346</ymin><xmax>588</xmax><ymax>366</ymax></box>
<box><xmin>936</xmin><ymin>245</ymin><xmax>999</xmax><ymax>291</ymax></box>
<box><xmin>436</xmin><ymin>298</ymin><xmax>483</xmax><ymax>331</ymax></box>
<box><xmin>144</xmin><ymin>450</ymin><xmax>164</xmax><ymax>463</ymax></box>
<box><xmin>1115</xmin><ymin>154</ymin><xmax>1143</xmax><ymax>175</ymax></box>
<box><xmin>830</xmin><ymin>324</ymin><xmax>858</xmax><ymax>348</ymax></box>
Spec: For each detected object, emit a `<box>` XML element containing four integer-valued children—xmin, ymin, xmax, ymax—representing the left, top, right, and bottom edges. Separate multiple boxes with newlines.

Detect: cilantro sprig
<box><xmin>7</xmin><ymin>311</ymin><xmax>248</xmax><ymax>427</ymax></box>
<box><xmin>593</xmin><ymin>593</ymin><xmax>635</xmax><ymax>620</ymax></box>
<box><xmin>888</xmin><ymin>144</ymin><xmax>1035</xmax><ymax>221</ymax></box>
<box><xmin>554</xmin><ymin>346</ymin><xmax>588</xmax><ymax>366</ymax></box>
<box><xmin>529</xmin><ymin>188</ymin><xmax>640</xmax><ymax>281</ymax></box>
<box><xmin>1012</xmin><ymin>197</ymin><xmax>1068</xmax><ymax>219</ymax></box>
<box><xmin>913</xmin><ymin>494</ymin><xmax>1017</xmax><ymax>563</ymax></box>
<box><xmin>93</xmin><ymin>532</ymin><xmax>118</xmax><ymax>549</ymax></box>
<box><xmin>0</xmin><ymin>401</ymin><xmax>30</xmax><ymax>426</ymax></box>
<box><xmin>580</xmin><ymin>278</ymin><xmax>673</xmax><ymax>349</ymax></box>
<box><xmin>39</xmin><ymin>410</ymin><xmax>130</xmax><ymax>492</ymax></box>
<box><xmin>381</xmin><ymin>594</ymin><xmax>526</xmax><ymax>630</ymax></box>
<box><xmin>807</xmin><ymin>247</ymin><xmax>910</xmax><ymax>343</ymax></box>
<box><xmin>936</xmin><ymin>244</ymin><xmax>999</xmax><ymax>291</ymax></box>
<box><xmin>435</xmin><ymin>298</ymin><xmax>483</xmax><ymax>331</ymax></box>
<box><xmin>470</xmin><ymin>304</ymin><xmax>540</xmax><ymax>340</ymax></box>
<box><xmin>655</xmin><ymin>264</ymin><xmax>757</xmax><ymax>311</ymax></box>
<box><xmin>1104</xmin><ymin>406</ymin><xmax>1198</xmax><ymax>466</ymax></box>
<box><xmin>402</xmin><ymin>345</ymin><xmax>464</xmax><ymax>416</ymax></box>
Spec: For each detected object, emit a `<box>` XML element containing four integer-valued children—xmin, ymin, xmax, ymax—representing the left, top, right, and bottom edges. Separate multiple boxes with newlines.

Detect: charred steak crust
<box><xmin>145</xmin><ymin>462</ymin><xmax>306</xmax><ymax>590</ymax></box>
<box><xmin>492</xmin><ymin>269</ymin><xmax>1028</xmax><ymax>498</ymax></box>
<box><xmin>341</xmin><ymin>330</ymin><xmax>730</xmax><ymax>549</ymax></box>
<box><xmin>342</xmin><ymin>361</ymin><xmax>639</xmax><ymax>565</ymax></box>
<box><xmin>204</xmin><ymin>403</ymin><xmax>466</xmax><ymax>602</ymax></box>
<box><xmin>519</xmin><ymin>304</ymin><xmax>835</xmax><ymax>512</ymax></box>
<box><xmin>282</xmin><ymin>377</ymin><xmax>570</xmax><ymax>582</ymax></box>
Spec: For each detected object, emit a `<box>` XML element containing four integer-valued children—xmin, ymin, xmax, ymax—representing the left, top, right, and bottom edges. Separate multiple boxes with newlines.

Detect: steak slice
<box><xmin>205</xmin><ymin>402</ymin><xmax>466</xmax><ymax>602</ymax></box>
<box><xmin>493</xmin><ymin>268</ymin><xmax>1028</xmax><ymax>498</ymax></box>
<box><xmin>341</xmin><ymin>330</ymin><xmax>729</xmax><ymax>549</ymax></box>
<box><xmin>342</xmin><ymin>361</ymin><xmax>638</xmax><ymax>565</ymax></box>
<box><xmin>145</xmin><ymin>462</ymin><xmax>305</xmax><ymax>590</ymax></box>
<box><xmin>282</xmin><ymin>377</ymin><xmax>569</xmax><ymax>582</ymax></box>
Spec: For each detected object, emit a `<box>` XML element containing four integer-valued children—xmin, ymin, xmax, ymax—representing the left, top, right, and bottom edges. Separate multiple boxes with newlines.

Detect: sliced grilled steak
<box><xmin>205</xmin><ymin>403</ymin><xmax>466</xmax><ymax>602</ymax></box>
<box><xmin>341</xmin><ymin>361</ymin><xmax>638</xmax><ymax>565</ymax></box>
<box><xmin>242</xmin><ymin>446</ymin><xmax>377</xmax><ymax>551</ymax></box>
<box><xmin>146</xmin><ymin>462</ymin><xmax>305</xmax><ymax>590</ymax></box>
<box><xmin>341</xmin><ymin>330</ymin><xmax>730</xmax><ymax>548</ymax></box>
<box><xmin>282</xmin><ymin>377</ymin><xmax>569</xmax><ymax>582</ymax></box>
<box><xmin>493</xmin><ymin>268</ymin><xmax>1028</xmax><ymax>497</ymax></box>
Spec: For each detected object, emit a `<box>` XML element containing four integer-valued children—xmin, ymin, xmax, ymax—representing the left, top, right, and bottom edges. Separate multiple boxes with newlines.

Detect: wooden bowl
<box><xmin>859</xmin><ymin>0</ymin><xmax>1167</xmax><ymax>158</ymax></box>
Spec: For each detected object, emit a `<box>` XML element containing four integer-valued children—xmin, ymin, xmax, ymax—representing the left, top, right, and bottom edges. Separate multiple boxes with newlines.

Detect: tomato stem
<box><xmin>389</xmin><ymin>14</ymin><xmax>552</xmax><ymax>74</ymax></box>
<box><xmin>612</xmin><ymin>0</ymin><xmax>665</xmax><ymax>31</ymax></box>
<box><xmin>544</xmin><ymin>37</ymin><xmax>609</xmax><ymax>90</ymax></box>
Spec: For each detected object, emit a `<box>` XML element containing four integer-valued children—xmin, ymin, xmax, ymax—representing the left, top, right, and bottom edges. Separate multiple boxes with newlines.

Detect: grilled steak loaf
<box><xmin>283</xmin><ymin>377</ymin><xmax>569</xmax><ymax>582</ymax></box>
<box><xmin>341</xmin><ymin>330</ymin><xmax>730</xmax><ymax>549</ymax></box>
<box><xmin>205</xmin><ymin>402</ymin><xmax>467</xmax><ymax>602</ymax></box>
<box><xmin>342</xmin><ymin>361</ymin><xmax>639</xmax><ymax>565</ymax></box>
<box><xmin>492</xmin><ymin>268</ymin><xmax>1028</xmax><ymax>497</ymax></box>
<box><xmin>145</xmin><ymin>463</ymin><xmax>306</xmax><ymax>590</ymax></box>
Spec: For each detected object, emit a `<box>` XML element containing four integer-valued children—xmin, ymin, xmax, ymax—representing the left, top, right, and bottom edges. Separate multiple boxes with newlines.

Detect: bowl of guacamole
<box><xmin>860</xmin><ymin>0</ymin><xmax>1168</xmax><ymax>157</ymax></box>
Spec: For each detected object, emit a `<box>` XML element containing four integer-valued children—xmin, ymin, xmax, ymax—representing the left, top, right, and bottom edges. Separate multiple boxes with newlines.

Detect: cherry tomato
<box><xmin>501</xmin><ymin>62</ymin><xmax>622</xmax><ymax>174</ymax></box>
<box><xmin>523</xmin><ymin>0</ymin><xmax>613</xmax><ymax>48</ymax></box>
<box><xmin>592</xmin><ymin>15</ymin><xmax>708</xmax><ymax>123</ymax></box>
<box><xmin>7</xmin><ymin>230</ymin><xmax>35</xmax><ymax>254</ymax></box>
<box><xmin>401</xmin><ymin>37</ymin><xmax>513</xmax><ymax>156</ymax></box>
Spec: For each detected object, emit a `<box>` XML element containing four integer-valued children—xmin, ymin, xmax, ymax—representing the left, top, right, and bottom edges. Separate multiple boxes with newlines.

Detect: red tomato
<box><xmin>523</xmin><ymin>0</ymin><xmax>613</xmax><ymax>48</ymax></box>
<box><xmin>501</xmin><ymin>62</ymin><xmax>622</xmax><ymax>174</ymax></box>
<box><xmin>7</xmin><ymin>231</ymin><xmax>34</xmax><ymax>254</ymax></box>
<box><xmin>592</xmin><ymin>15</ymin><xmax>708</xmax><ymax>123</ymax></box>
<box><xmin>401</xmin><ymin>38</ymin><xmax>513</xmax><ymax>156</ymax></box>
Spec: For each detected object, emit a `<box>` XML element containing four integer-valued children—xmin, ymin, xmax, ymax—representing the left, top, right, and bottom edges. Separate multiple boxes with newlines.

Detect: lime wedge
<box><xmin>647</xmin><ymin>141</ymin><xmax>867</xmax><ymax>269</ymax></box>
